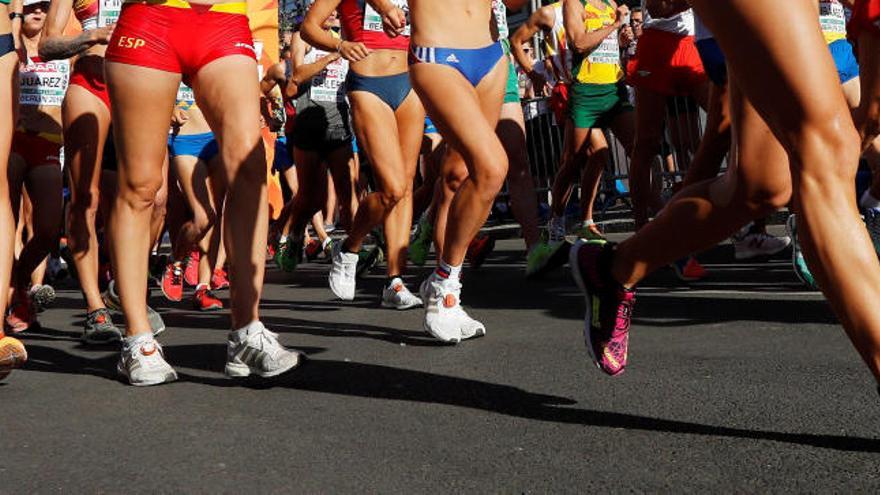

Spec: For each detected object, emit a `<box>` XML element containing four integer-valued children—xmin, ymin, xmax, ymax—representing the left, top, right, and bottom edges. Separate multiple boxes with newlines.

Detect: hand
<box><xmin>89</xmin><ymin>25</ymin><xmax>115</xmax><ymax>45</ymax></box>
<box><xmin>171</xmin><ymin>107</ymin><xmax>189</xmax><ymax>126</ymax></box>
<box><xmin>337</xmin><ymin>40</ymin><xmax>372</xmax><ymax>62</ymax></box>
<box><xmin>527</xmin><ymin>70</ymin><xmax>549</xmax><ymax>96</ymax></box>
<box><xmin>620</xmin><ymin>25</ymin><xmax>635</xmax><ymax>47</ymax></box>
<box><xmin>614</xmin><ymin>5</ymin><xmax>629</xmax><ymax>27</ymax></box>
<box><xmin>381</xmin><ymin>7</ymin><xmax>407</xmax><ymax>38</ymax></box>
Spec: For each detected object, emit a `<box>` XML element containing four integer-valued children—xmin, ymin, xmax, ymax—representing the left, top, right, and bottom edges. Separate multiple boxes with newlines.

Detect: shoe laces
<box><xmin>171</xmin><ymin>263</ymin><xmax>183</xmax><ymax>285</ymax></box>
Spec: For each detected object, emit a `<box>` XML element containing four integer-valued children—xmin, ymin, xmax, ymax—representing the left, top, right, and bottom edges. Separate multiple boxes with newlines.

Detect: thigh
<box><xmin>172</xmin><ymin>155</ymin><xmax>213</xmax><ymax>218</ymax></box>
<box><xmin>105</xmin><ymin>62</ymin><xmax>180</xmax><ymax>188</ymax></box>
<box><xmin>395</xmin><ymin>91</ymin><xmax>428</xmax><ymax>183</ymax></box>
<box><xmin>633</xmin><ymin>87</ymin><xmax>668</xmax><ymax>143</ymax></box>
<box><xmin>24</xmin><ymin>166</ymin><xmax>64</xmax><ymax>225</ymax></box>
<box><xmin>350</xmin><ymin>91</ymin><xmax>406</xmax><ymax>191</ymax></box>
<box><xmin>191</xmin><ymin>55</ymin><xmax>262</xmax><ymax>155</ymax></box>
<box><xmin>63</xmin><ymin>86</ymin><xmax>113</xmax><ymax>195</ymax></box>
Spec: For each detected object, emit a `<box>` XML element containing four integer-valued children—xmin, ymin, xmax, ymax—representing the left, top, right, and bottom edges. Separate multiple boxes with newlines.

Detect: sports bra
<box><xmin>338</xmin><ymin>0</ymin><xmax>410</xmax><ymax>51</ymax></box>
<box><xmin>74</xmin><ymin>0</ymin><xmax>100</xmax><ymax>30</ymax></box>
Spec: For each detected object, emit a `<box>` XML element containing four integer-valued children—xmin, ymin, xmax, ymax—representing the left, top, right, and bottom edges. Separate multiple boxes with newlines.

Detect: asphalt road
<box><xmin>1</xmin><ymin>236</ymin><xmax>879</xmax><ymax>492</ymax></box>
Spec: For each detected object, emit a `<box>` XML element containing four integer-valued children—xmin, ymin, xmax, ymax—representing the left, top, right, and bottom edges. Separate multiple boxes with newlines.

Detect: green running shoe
<box><xmin>526</xmin><ymin>239</ymin><xmax>570</xmax><ymax>278</ymax></box>
<box><xmin>409</xmin><ymin>214</ymin><xmax>433</xmax><ymax>266</ymax></box>
<box><xmin>786</xmin><ymin>214</ymin><xmax>817</xmax><ymax>289</ymax></box>
<box><xmin>274</xmin><ymin>237</ymin><xmax>303</xmax><ymax>273</ymax></box>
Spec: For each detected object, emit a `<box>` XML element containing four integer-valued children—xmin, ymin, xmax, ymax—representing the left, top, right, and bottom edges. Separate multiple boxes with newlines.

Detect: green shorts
<box><xmin>568</xmin><ymin>82</ymin><xmax>632</xmax><ymax>129</ymax></box>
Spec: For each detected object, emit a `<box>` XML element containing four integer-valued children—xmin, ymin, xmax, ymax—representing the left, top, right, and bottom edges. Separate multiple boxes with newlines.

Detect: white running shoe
<box><xmin>117</xmin><ymin>334</ymin><xmax>178</xmax><ymax>387</ymax></box>
<box><xmin>421</xmin><ymin>274</ymin><xmax>486</xmax><ymax>343</ymax></box>
<box><xmin>381</xmin><ymin>278</ymin><xmax>423</xmax><ymax>310</ymax></box>
<box><xmin>732</xmin><ymin>231</ymin><xmax>792</xmax><ymax>260</ymax></box>
<box><xmin>329</xmin><ymin>240</ymin><xmax>358</xmax><ymax>301</ymax></box>
<box><xmin>225</xmin><ymin>321</ymin><xmax>303</xmax><ymax>379</ymax></box>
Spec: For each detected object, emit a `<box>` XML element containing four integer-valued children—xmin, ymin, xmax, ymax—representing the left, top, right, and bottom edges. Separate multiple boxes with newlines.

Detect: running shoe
<box><xmin>409</xmin><ymin>213</ymin><xmax>433</xmax><ymax>266</ymax></box>
<box><xmin>569</xmin><ymin>239</ymin><xmax>635</xmax><ymax>376</ymax></box>
<box><xmin>466</xmin><ymin>234</ymin><xmax>495</xmax><ymax>269</ymax></box>
<box><xmin>29</xmin><ymin>284</ymin><xmax>56</xmax><ymax>312</ymax></box>
<box><xmin>329</xmin><ymin>241</ymin><xmax>359</xmax><ymax>300</ymax></box>
<box><xmin>183</xmin><ymin>251</ymin><xmax>200</xmax><ymax>287</ymax></box>
<box><xmin>149</xmin><ymin>253</ymin><xmax>168</xmax><ymax>286</ymax></box>
<box><xmin>5</xmin><ymin>292</ymin><xmax>36</xmax><ymax>333</ymax></box>
<box><xmin>304</xmin><ymin>239</ymin><xmax>323</xmax><ymax>261</ymax></box>
<box><xmin>102</xmin><ymin>280</ymin><xmax>166</xmax><ymax>336</ymax></box>
<box><xmin>547</xmin><ymin>216</ymin><xmax>566</xmax><ymax>243</ymax></box>
<box><xmin>670</xmin><ymin>256</ymin><xmax>707</xmax><ymax>282</ymax></box>
<box><xmin>225</xmin><ymin>321</ymin><xmax>304</xmax><ymax>379</ymax></box>
<box><xmin>82</xmin><ymin>308</ymin><xmax>123</xmax><ymax>344</ymax></box>
<box><xmin>525</xmin><ymin>239</ymin><xmax>569</xmax><ymax>278</ymax></box>
<box><xmin>274</xmin><ymin>237</ymin><xmax>303</xmax><ymax>272</ymax></box>
<box><xmin>46</xmin><ymin>255</ymin><xmax>68</xmax><ymax>283</ymax></box>
<box><xmin>381</xmin><ymin>278</ymin><xmax>423</xmax><ymax>310</ymax></box>
<box><xmin>420</xmin><ymin>273</ymin><xmax>486</xmax><ymax>343</ymax></box>
<box><xmin>863</xmin><ymin>208</ymin><xmax>880</xmax><ymax>257</ymax></box>
<box><xmin>193</xmin><ymin>285</ymin><xmax>223</xmax><ymax>311</ymax></box>
<box><xmin>0</xmin><ymin>335</ymin><xmax>27</xmax><ymax>382</ymax></box>
<box><xmin>161</xmin><ymin>260</ymin><xmax>184</xmax><ymax>302</ymax></box>
<box><xmin>118</xmin><ymin>334</ymin><xmax>178</xmax><ymax>386</ymax></box>
<box><xmin>731</xmin><ymin>229</ymin><xmax>792</xmax><ymax>260</ymax></box>
<box><xmin>356</xmin><ymin>245</ymin><xmax>383</xmax><ymax>279</ymax></box>
<box><xmin>210</xmin><ymin>268</ymin><xmax>230</xmax><ymax>291</ymax></box>
<box><xmin>59</xmin><ymin>243</ymin><xmax>79</xmax><ymax>283</ymax></box>
<box><xmin>575</xmin><ymin>222</ymin><xmax>605</xmax><ymax>241</ymax></box>
<box><xmin>786</xmin><ymin>214</ymin><xmax>817</xmax><ymax>289</ymax></box>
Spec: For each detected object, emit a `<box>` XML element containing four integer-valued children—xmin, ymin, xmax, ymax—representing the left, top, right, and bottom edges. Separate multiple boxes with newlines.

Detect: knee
<box><xmin>379</xmin><ymin>181</ymin><xmax>408</xmax><ymax>211</ymax></box>
<box><xmin>742</xmin><ymin>182</ymin><xmax>792</xmax><ymax>217</ymax></box>
<box><xmin>470</xmin><ymin>147</ymin><xmax>509</xmax><ymax>196</ymax></box>
<box><xmin>192</xmin><ymin>209</ymin><xmax>218</xmax><ymax>238</ymax></box>
<box><xmin>795</xmin><ymin>121</ymin><xmax>861</xmax><ymax>189</ymax></box>
<box><xmin>223</xmin><ymin>136</ymin><xmax>266</xmax><ymax>184</ymax></box>
<box><xmin>119</xmin><ymin>178</ymin><xmax>163</xmax><ymax>212</ymax></box>
<box><xmin>443</xmin><ymin>164</ymin><xmax>469</xmax><ymax>192</ymax></box>
<box><xmin>70</xmin><ymin>186</ymin><xmax>100</xmax><ymax>215</ymax></box>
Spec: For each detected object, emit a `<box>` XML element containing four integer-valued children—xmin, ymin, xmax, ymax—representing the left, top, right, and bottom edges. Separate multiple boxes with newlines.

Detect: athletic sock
<box><xmin>435</xmin><ymin>260</ymin><xmax>462</xmax><ymax>282</ymax></box>
<box><xmin>860</xmin><ymin>190</ymin><xmax>880</xmax><ymax>211</ymax></box>
<box><xmin>386</xmin><ymin>276</ymin><xmax>401</xmax><ymax>288</ymax></box>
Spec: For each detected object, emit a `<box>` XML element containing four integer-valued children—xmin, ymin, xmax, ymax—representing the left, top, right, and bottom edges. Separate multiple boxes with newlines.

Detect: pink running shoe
<box><xmin>210</xmin><ymin>268</ymin><xmax>230</xmax><ymax>291</ymax></box>
<box><xmin>569</xmin><ymin>239</ymin><xmax>635</xmax><ymax>376</ymax></box>
<box><xmin>184</xmin><ymin>251</ymin><xmax>200</xmax><ymax>287</ymax></box>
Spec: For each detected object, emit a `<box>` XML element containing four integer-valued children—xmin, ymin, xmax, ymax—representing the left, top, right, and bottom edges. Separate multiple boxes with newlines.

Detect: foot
<box><xmin>329</xmin><ymin>241</ymin><xmax>359</xmax><ymax>301</ymax></box>
<box><xmin>274</xmin><ymin>237</ymin><xmax>303</xmax><ymax>273</ymax></box>
<box><xmin>786</xmin><ymin>214</ymin><xmax>817</xmax><ymax>289</ymax></box>
<box><xmin>193</xmin><ymin>285</ymin><xmax>223</xmax><ymax>311</ymax></box>
<box><xmin>356</xmin><ymin>245</ymin><xmax>383</xmax><ymax>279</ymax></box>
<box><xmin>0</xmin><ymin>335</ymin><xmax>27</xmax><ymax>382</ymax></box>
<box><xmin>421</xmin><ymin>274</ymin><xmax>486</xmax><ymax>343</ymax></box>
<box><xmin>575</xmin><ymin>223</ymin><xmax>605</xmax><ymax>241</ymax></box>
<box><xmin>29</xmin><ymin>284</ymin><xmax>56</xmax><ymax>312</ymax></box>
<box><xmin>210</xmin><ymin>268</ymin><xmax>230</xmax><ymax>291</ymax></box>
<box><xmin>225</xmin><ymin>321</ymin><xmax>303</xmax><ymax>379</ymax></box>
<box><xmin>5</xmin><ymin>292</ymin><xmax>36</xmax><ymax>334</ymax></box>
<box><xmin>304</xmin><ymin>239</ymin><xmax>323</xmax><ymax>261</ymax></box>
<box><xmin>466</xmin><ymin>234</ymin><xmax>495</xmax><ymax>269</ymax></box>
<box><xmin>670</xmin><ymin>256</ymin><xmax>707</xmax><ymax>282</ymax></box>
<box><xmin>381</xmin><ymin>278</ymin><xmax>423</xmax><ymax>310</ymax></box>
<box><xmin>731</xmin><ymin>229</ymin><xmax>792</xmax><ymax>260</ymax></box>
<box><xmin>117</xmin><ymin>334</ymin><xmax>178</xmax><ymax>386</ymax></box>
<box><xmin>183</xmin><ymin>251</ymin><xmax>200</xmax><ymax>287</ymax></box>
<box><xmin>102</xmin><ymin>280</ymin><xmax>166</xmax><ymax>336</ymax></box>
<box><xmin>161</xmin><ymin>261</ymin><xmax>184</xmax><ymax>302</ymax></box>
<box><xmin>569</xmin><ymin>239</ymin><xmax>635</xmax><ymax>376</ymax></box>
<box><xmin>82</xmin><ymin>308</ymin><xmax>123</xmax><ymax>344</ymax></box>
<box><xmin>526</xmin><ymin>239</ymin><xmax>570</xmax><ymax>278</ymax></box>
<box><xmin>409</xmin><ymin>213</ymin><xmax>433</xmax><ymax>266</ymax></box>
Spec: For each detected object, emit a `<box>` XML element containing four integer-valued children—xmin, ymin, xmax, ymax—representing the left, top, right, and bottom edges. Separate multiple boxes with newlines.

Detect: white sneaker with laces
<box><xmin>421</xmin><ymin>274</ymin><xmax>486</xmax><ymax>343</ymax></box>
<box><xmin>381</xmin><ymin>278</ymin><xmax>423</xmax><ymax>310</ymax></box>
<box><xmin>225</xmin><ymin>321</ymin><xmax>303</xmax><ymax>379</ymax></box>
<box><xmin>118</xmin><ymin>334</ymin><xmax>178</xmax><ymax>387</ymax></box>
<box><xmin>732</xmin><ymin>231</ymin><xmax>792</xmax><ymax>260</ymax></box>
<box><xmin>329</xmin><ymin>241</ymin><xmax>358</xmax><ymax>300</ymax></box>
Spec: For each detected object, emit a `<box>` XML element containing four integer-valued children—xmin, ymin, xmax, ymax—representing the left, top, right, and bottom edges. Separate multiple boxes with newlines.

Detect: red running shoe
<box><xmin>184</xmin><ymin>251</ymin><xmax>200</xmax><ymax>287</ymax></box>
<box><xmin>569</xmin><ymin>239</ymin><xmax>635</xmax><ymax>377</ymax></box>
<box><xmin>5</xmin><ymin>291</ymin><xmax>36</xmax><ymax>334</ymax></box>
<box><xmin>210</xmin><ymin>268</ymin><xmax>230</xmax><ymax>290</ymax></box>
<box><xmin>193</xmin><ymin>285</ymin><xmax>223</xmax><ymax>311</ymax></box>
<box><xmin>161</xmin><ymin>261</ymin><xmax>184</xmax><ymax>302</ymax></box>
<box><xmin>304</xmin><ymin>239</ymin><xmax>323</xmax><ymax>261</ymax></box>
<box><xmin>466</xmin><ymin>234</ymin><xmax>496</xmax><ymax>269</ymax></box>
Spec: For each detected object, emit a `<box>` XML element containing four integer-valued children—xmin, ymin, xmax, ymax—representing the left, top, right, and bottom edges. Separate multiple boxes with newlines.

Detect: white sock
<box><xmin>436</xmin><ymin>260</ymin><xmax>462</xmax><ymax>282</ymax></box>
<box><xmin>583</xmin><ymin>219</ymin><xmax>595</xmax><ymax>227</ymax></box>
<box><xmin>232</xmin><ymin>320</ymin><xmax>263</xmax><ymax>341</ymax></box>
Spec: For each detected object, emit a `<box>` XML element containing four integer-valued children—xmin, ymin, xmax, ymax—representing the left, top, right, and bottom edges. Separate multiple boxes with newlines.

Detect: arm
<box><xmin>644</xmin><ymin>0</ymin><xmax>689</xmax><ymax>19</ymax></box>
<box><xmin>564</xmin><ymin>0</ymin><xmax>626</xmax><ymax>56</ymax></box>
<box><xmin>366</xmin><ymin>0</ymin><xmax>407</xmax><ymax>38</ymax></box>
<box><xmin>510</xmin><ymin>7</ymin><xmax>552</xmax><ymax>74</ymax></box>
<box><xmin>39</xmin><ymin>0</ymin><xmax>113</xmax><ymax>60</ymax></box>
<box><xmin>9</xmin><ymin>0</ymin><xmax>22</xmax><ymax>48</ymax></box>
<box><xmin>260</xmin><ymin>63</ymin><xmax>285</xmax><ymax>96</ymax></box>
<box><xmin>289</xmin><ymin>31</ymin><xmax>340</xmax><ymax>88</ymax></box>
<box><xmin>302</xmin><ymin>0</ymin><xmax>372</xmax><ymax>62</ymax></box>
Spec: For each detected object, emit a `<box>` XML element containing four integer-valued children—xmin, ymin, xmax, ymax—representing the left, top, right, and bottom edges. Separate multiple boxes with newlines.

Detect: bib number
<box><xmin>98</xmin><ymin>0</ymin><xmax>122</xmax><ymax>27</ymax></box>
<box><xmin>364</xmin><ymin>0</ymin><xmax>410</xmax><ymax>36</ymax></box>
<box><xmin>20</xmin><ymin>60</ymin><xmax>70</xmax><ymax>107</ymax></box>
<box><xmin>309</xmin><ymin>50</ymin><xmax>349</xmax><ymax>103</ymax></box>
<box><xmin>587</xmin><ymin>29</ymin><xmax>620</xmax><ymax>65</ymax></box>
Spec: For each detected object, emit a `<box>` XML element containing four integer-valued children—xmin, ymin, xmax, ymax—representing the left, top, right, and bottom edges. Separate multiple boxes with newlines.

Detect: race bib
<box><xmin>819</xmin><ymin>0</ymin><xmax>846</xmax><ymax>36</ymax></box>
<box><xmin>176</xmin><ymin>83</ymin><xmax>195</xmax><ymax>109</ymax></box>
<box><xmin>364</xmin><ymin>0</ymin><xmax>410</xmax><ymax>36</ymax></box>
<box><xmin>20</xmin><ymin>60</ymin><xmax>70</xmax><ymax>107</ymax></box>
<box><xmin>493</xmin><ymin>0</ymin><xmax>509</xmax><ymax>39</ymax></box>
<box><xmin>588</xmin><ymin>29</ymin><xmax>620</xmax><ymax>65</ymax></box>
<box><xmin>309</xmin><ymin>50</ymin><xmax>349</xmax><ymax>103</ymax></box>
<box><xmin>98</xmin><ymin>0</ymin><xmax>121</xmax><ymax>27</ymax></box>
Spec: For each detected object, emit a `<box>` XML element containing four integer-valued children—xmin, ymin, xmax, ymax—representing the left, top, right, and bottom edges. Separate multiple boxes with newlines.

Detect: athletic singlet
<box><xmin>693</xmin><ymin>13</ymin><xmax>713</xmax><ymax>41</ymax></box>
<box><xmin>339</xmin><ymin>0</ymin><xmax>410</xmax><ymax>50</ymax></box>
<box><xmin>543</xmin><ymin>2</ymin><xmax>573</xmax><ymax>84</ymax></box>
<box><xmin>19</xmin><ymin>55</ymin><xmax>70</xmax><ymax>107</ymax></box>
<box><xmin>74</xmin><ymin>0</ymin><xmax>120</xmax><ymax>30</ymax></box>
<box><xmin>640</xmin><ymin>0</ymin><xmax>694</xmax><ymax>36</ymax></box>
<box><xmin>819</xmin><ymin>0</ymin><xmax>847</xmax><ymax>44</ymax></box>
<box><xmin>571</xmin><ymin>0</ymin><xmax>622</xmax><ymax>85</ymax></box>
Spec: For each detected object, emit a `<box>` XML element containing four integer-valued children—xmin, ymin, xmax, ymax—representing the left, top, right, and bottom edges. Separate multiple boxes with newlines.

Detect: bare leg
<box><xmin>498</xmin><ymin>101</ymin><xmax>540</xmax><ymax>250</ymax></box>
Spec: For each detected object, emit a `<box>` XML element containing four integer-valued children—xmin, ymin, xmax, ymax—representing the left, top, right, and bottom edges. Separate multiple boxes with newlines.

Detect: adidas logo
<box><xmin>445</xmin><ymin>54</ymin><xmax>460</xmax><ymax>64</ymax></box>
